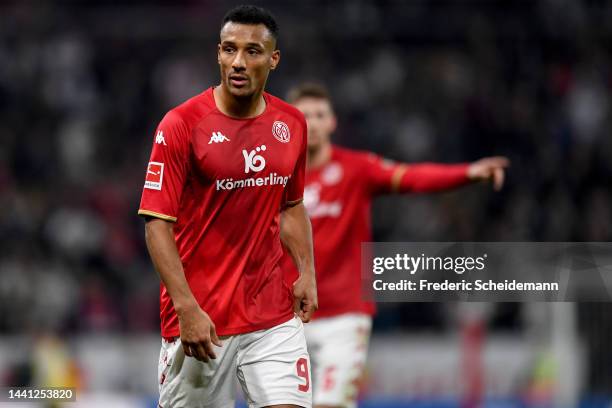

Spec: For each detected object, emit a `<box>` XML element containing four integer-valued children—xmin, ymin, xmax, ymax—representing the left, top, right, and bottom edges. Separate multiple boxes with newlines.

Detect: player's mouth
<box><xmin>229</xmin><ymin>75</ymin><xmax>249</xmax><ymax>88</ymax></box>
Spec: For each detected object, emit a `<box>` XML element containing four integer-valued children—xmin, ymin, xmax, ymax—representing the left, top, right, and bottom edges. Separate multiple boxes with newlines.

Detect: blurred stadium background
<box><xmin>1</xmin><ymin>0</ymin><xmax>612</xmax><ymax>407</ymax></box>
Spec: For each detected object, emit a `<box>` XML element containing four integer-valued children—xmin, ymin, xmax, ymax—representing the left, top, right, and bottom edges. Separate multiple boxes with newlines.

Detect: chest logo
<box><xmin>208</xmin><ymin>131</ymin><xmax>230</xmax><ymax>144</ymax></box>
<box><xmin>272</xmin><ymin>121</ymin><xmax>290</xmax><ymax>143</ymax></box>
<box><xmin>303</xmin><ymin>182</ymin><xmax>342</xmax><ymax>218</ymax></box>
<box><xmin>243</xmin><ymin>145</ymin><xmax>267</xmax><ymax>173</ymax></box>
<box><xmin>321</xmin><ymin>162</ymin><xmax>343</xmax><ymax>185</ymax></box>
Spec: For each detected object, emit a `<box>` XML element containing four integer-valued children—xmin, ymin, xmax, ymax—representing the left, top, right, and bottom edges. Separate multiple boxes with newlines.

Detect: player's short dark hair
<box><xmin>286</xmin><ymin>82</ymin><xmax>332</xmax><ymax>104</ymax></box>
<box><xmin>222</xmin><ymin>5</ymin><xmax>279</xmax><ymax>41</ymax></box>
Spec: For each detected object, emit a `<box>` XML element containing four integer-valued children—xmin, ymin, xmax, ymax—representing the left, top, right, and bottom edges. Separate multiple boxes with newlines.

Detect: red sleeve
<box><xmin>364</xmin><ymin>153</ymin><xmax>470</xmax><ymax>195</ymax></box>
<box><xmin>393</xmin><ymin>162</ymin><xmax>470</xmax><ymax>193</ymax></box>
<box><xmin>137</xmin><ymin>110</ymin><xmax>191</xmax><ymax>222</ymax></box>
<box><xmin>283</xmin><ymin>119</ymin><xmax>307</xmax><ymax>207</ymax></box>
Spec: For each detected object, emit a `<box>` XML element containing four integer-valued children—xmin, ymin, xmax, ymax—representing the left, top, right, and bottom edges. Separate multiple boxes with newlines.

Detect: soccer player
<box><xmin>281</xmin><ymin>83</ymin><xmax>509</xmax><ymax>408</ymax></box>
<box><xmin>138</xmin><ymin>6</ymin><xmax>317</xmax><ymax>408</ymax></box>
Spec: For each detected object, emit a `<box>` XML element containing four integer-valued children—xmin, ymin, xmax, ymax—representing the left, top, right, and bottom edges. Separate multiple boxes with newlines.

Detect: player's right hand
<box><xmin>176</xmin><ymin>304</ymin><xmax>222</xmax><ymax>362</ymax></box>
<box><xmin>467</xmin><ymin>156</ymin><xmax>510</xmax><ymax>191</ymax></box>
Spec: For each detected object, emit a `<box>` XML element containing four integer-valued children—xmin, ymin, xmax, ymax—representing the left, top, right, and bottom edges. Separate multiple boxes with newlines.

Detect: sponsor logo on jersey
<box><xmin>208</xmin><ymin>131</ymin><xmax>230</xmax><ymax>144</ymax></box>
<box><xmin>155</xmin><ymin>130</ymin><xmax>167</xmax><ymax>145</ymax></box>
<box><xmin>144</xmin><ymin>162</ymin><xmax>164</xmax><ymax>190</ymax></box>
<box><xmin>216</xmin><ymin>173</ymin><xmax>291</xmax><ymax>191</ymax></box>
<box><xmin>321</xmin><ymin>162</ymin><xmax>343</xmax><ymax>185</ymax></box>
<box><xmin>304</xmin><ymin>183</ymin><xmax>342</xmax><ymax>218</ymax></box>
<box><xmin>272</xmin><ymin>121</ymin><xmax>290</xmax><ymax>143</ymax></box>
<box><xmin>215</xmin><ymin>144</ymin><xmax>292</xmax><ymax>191</ymax></box>
<box><xmin>243</xmin><ymin>145</ymin><xmax>266</xmax><ymax>173</ymax></box>
<box><xmin>216</xmin><ymin>145</ymin><xmax>291</xmax><ymax>191</ymax></box>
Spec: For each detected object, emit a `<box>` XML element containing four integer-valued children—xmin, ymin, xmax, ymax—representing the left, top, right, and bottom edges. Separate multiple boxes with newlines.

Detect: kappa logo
<box><xmin>155</xmin><ymin>130</ymin><xmax>167</xmax><ymax>145</ymax></box>
<box><xmin>209</xmin><ymin>131</ymin><xmax>230</xmax><ymax>144</ymax></box>
<box><xmin>242</xmin><ymin>145</ymin><xmax>266</xmax><ymax>173</ymax></box>
<box><xmin>272</xmin><ymin>121</ymin><xmax>290</xmax><ymax>143</ymax></box>
<box><xmin>144</xmin><ymin>162</ymin><xmax>164</xmax><ymax>190</ymax></box>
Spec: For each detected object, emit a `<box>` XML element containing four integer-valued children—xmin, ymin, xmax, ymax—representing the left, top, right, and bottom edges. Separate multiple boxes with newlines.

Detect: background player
<box><xmin>281</xmin><ymin>83</ymin><xmax>509</xmax><ymax>408</ymax></box>
<box><xmin>139</xmin><ymin>7</ymin><xmax>317</xmax><ymax>408</ymax></box>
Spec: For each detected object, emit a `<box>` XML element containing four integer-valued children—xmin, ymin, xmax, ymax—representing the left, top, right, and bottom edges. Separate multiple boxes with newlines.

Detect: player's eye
<box><xmin>223</xmin><ymin>46</ymin><xmax>235</xmax><ymax>53</ymax></box>
<box><xmin>247</xmin><ymin>48</ymin><xmax>261</xmax><ymax>55</ymax></box>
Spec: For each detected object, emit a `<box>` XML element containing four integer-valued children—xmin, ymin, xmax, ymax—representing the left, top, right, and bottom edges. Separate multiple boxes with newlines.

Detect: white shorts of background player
<box><xmin>304</xmin><ymin>314</ymin><xmax>372</xmax><ymax>408</ymax></box>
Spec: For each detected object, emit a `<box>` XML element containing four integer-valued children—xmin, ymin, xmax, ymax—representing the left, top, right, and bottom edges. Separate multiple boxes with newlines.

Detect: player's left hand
<box><xmin>293</xmin><ymin>272</ymin><xmax>318</xmax><ymax>323</ymax></box>
<box><xmin>467</xmin><ymin>156</ymin><xmax>510</xmax><ymax>191</ymax></box>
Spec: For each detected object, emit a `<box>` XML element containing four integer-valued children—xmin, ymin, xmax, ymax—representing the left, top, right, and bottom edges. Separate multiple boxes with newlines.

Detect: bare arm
<box><xmin>280</xmin><ymin>202</ymin><xmax>318</xmax><ymax>322</ymax></box>
<box><xmin>144</xmin><ymin>218</ymin><xmax>221</xmax><ymax>361</ymax></box>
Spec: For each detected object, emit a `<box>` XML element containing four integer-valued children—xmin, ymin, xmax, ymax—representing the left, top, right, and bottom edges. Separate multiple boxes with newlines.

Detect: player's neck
<box><xmin>307</xmin><ymin>142</ymin><xmax>332</xmax><ymax>169</ymax></box>
<box><xmin>213</xmin><ymin>85</ymin><xmax>266</xmax><ymax>119</ymax></box>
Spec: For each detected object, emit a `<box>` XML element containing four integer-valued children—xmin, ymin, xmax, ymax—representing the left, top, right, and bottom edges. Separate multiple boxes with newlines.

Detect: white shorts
<box><xmin>158</xmin><ymin>315</ymin><xmax>312</xmax><ymax>408</ymax></box>
<box><xmin>304</xmin><ymin>314</ymin><xmax>372</xmax><ymax>408</ymax></box>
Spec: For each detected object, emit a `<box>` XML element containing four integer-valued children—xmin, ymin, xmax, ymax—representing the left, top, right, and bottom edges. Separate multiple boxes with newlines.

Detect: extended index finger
<box><xmin>493</xmin><ymin>167</ymin><xmax>505</xmax><ymax>191</ymax></box>
<box><xmin>489</xmin><ymin>156</ymin><xmax>510</xmax><ymax>167</ymax></box>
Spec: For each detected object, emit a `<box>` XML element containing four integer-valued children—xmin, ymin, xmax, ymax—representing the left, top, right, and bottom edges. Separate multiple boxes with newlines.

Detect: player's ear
<box><xmin>270</xmin><ymin>49</ymin><xmax>280</xmax><ymax>71</ymax></box>
<box><xmin>217</xmin><ymin>43</ymin><xmax>222</xmax><ymax>65</ymax></box>
<box><xmin>330</xmin><ymin>114</ymin><xmax>338</xmax><ymax>133</ymax></box>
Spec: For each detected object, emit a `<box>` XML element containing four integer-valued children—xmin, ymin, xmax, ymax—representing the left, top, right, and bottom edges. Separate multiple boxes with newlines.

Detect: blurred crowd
<box><xmin>0</xmin><ymin>0</ymin><xmax>611</xmax><ymax>340</ymax></box>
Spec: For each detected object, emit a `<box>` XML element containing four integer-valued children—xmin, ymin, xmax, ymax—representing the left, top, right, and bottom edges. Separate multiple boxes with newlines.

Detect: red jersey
<box><xmin>138</xmin><ymin>87</ymin><xmax>307</xmax><ymax>337</ymax></box>
<box><xmin>281</xmin><ymin>146</ymin><xmax>469</xmax><ymax>318</ymax></box>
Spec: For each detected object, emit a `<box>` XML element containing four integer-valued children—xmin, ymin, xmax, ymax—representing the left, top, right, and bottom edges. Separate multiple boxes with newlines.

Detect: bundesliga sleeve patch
<box><xmin>145</xmin><ymin>161</ymin><xmax>164</xmax><ymax>190</ymax></box>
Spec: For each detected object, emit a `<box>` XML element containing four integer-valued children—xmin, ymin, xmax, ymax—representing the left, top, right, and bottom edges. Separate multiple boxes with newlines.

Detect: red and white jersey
<box><xmin>280</xmin><ymin>146</ymin><xmax>469</xmax><ymax>318</ymax></box>
<box><xmin>281</xmin><ymin>147</ymin><xmax>397</xmax><ymax>318</ymax></box>
<box><xmin>138</xmin><ymin>87</ymin><xmax>307</xmax><ymax>337</ymax></box>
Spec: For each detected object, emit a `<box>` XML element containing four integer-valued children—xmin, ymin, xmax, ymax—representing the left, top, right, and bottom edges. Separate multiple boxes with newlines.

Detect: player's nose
<box><xmin>231</xmin><ymin>50</ymin><xmax>247</xmax><ymax>71</ymax></box>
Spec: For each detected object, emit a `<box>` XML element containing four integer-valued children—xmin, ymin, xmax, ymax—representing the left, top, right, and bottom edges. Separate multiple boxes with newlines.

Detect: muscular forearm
<box><xmin>144</xmin><ymin>218</ymin><xmax>198</xmax><ymax>313</ymax></box>
<box><xmin>393</xmin><ymin>163</ymin><xmax>470</xmax><ymax>193</ymax></box>
<box><xmin>280</xmin><ymin>203</ymin><xmax>315</xmax><ymax>276</ymax></box>
<box><xmin>280</xmin><ymin>202</ymin><xmax>318</xmax><ymax>321</ymax></box>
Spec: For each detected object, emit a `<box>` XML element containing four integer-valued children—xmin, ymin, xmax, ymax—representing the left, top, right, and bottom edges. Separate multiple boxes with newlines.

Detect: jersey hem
<box><xmin>161</xmin><ymin>311</ymin><xmax>295</xmax><ymax>338</ymax></box>
<box><xmin>312</xmin><ymin>306</ymin><xmax>376</xmax><ymax>320</ymax></box>
<box><xmin>137</xmin><ymin>209</ymin><xmax>177</xmax><ymax>222</ymax></box>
